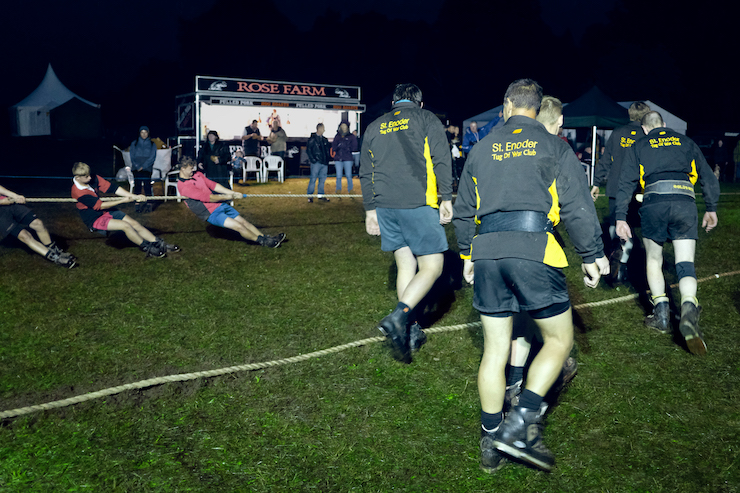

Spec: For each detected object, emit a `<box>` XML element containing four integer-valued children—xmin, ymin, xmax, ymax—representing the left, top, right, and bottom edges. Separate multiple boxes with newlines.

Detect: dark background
<box><xmin>0</xmin><ymin>0</ymin><xmax>736</xmax><ymax>182</ymax></box>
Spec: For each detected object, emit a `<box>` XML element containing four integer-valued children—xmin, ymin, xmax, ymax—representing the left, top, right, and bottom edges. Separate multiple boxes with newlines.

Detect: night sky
<box><xmin>2</xmin><ymin>0</ymin><xmax>735</xmax><ymax>138</ymax></box>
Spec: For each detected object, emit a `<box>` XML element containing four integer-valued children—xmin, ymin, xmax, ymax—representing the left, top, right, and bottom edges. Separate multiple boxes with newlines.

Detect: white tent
<box><xmin>9</xmin><ymin>64</ymin><xmax>100</xmax><ymax>137</ymax></box>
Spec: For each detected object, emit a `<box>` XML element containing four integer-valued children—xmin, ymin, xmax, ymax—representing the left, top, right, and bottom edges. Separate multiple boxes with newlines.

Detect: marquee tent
<box><xmin>9</xmin><ymin>64</ymin><xmax>101</xmax><ymax>138</ymax></box>
<box><xmin>562</xmin><ymin>86</ymin><xmax>629</xmax><ymax>129</ymax></box>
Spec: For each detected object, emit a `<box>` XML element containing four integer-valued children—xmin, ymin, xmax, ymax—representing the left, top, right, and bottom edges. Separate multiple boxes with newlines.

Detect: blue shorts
<box><xmin>207</xmin><ymin>203</ymin><xmax>241</xmax><ymax>227</ymax></box>
<box><xmin>376</xmin><ymin>206</ymin><xmax>448</xmax><ymax>255</ymax></box>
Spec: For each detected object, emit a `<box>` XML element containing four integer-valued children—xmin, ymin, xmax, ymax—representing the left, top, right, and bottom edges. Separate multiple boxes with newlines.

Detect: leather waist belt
<box><xmin>644</xmin><ymin>180</ymin><xmax>695</xmax><ymax>199</ymax></box>
<box><xmin>479</xmin><ymin>211</ymin><xmax>553</xmax><ymax>234</ymax></box>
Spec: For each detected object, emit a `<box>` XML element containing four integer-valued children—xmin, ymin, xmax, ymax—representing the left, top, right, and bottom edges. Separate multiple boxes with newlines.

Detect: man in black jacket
<box><xmin>360</xmin><ymin>83</ymin><xmax>453</xmax><ymax>364</ymax></box>
<box><xmin>616</xmin><ymin>111</ymin><xmax>719</xmax><ymax>356</ymax></box>
<box><xmin>454</xmin><ymin>79</ymin><xmax>608</xmax><ymax>473</ymax></box>
<box><xmin>242</xmin><ymin>120</ymin><xmax>262</xmax><ymax>157</ymax></box>
<box><xmin>306</xmin><ymin>123</ymin><xmax>331</xmax><ymax>203</ymax></box>
<box><xmin>591</xmin><ymin>101</ymin><xmax>651</xmax><ymax>283</ymax></box>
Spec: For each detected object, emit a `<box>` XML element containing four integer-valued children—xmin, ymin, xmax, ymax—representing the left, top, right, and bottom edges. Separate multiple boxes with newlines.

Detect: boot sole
<box><xmin>479</xmin><ymin>459</ymin><xmax>507</xmax><ymax>474</ymax></box>
<box><xmin>684</xmin><ymin>334</ymin><xmax>707</xmax><ymax>356</ymax></box>
<box><xmin>679</xmin><ymin>313</ymin><xmax>707</xmax><ymax>356</ymax></box>
<box><xmin>269</xmin><ymin>235</ymin><xmax>286</xmax><ymax>248</ymax></box>
<box><xmin>61</xmin><ymin>259</ymin><xmax>77</xmax><ymax>269</ymax></box>
<box><xmin>493</xmin><ymin>441</ymin><xmax>554</xmax><ymax>472</ymax></box>
<box><xmin>645</xmin><ymin>323</ymin><xmax>670</xmax><ymax>335</ymax></box>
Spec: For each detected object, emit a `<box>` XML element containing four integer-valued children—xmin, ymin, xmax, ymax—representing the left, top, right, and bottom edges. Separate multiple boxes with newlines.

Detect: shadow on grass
<box><xmin>384</xmin><ymin>249</ymin><xmax>466</xmax><ymax>329</ymax></box>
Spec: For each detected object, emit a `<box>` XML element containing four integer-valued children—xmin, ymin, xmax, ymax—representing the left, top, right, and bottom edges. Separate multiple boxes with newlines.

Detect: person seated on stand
<box><xmin>71</xmin><ymin>162</ymin><xmax>179</xmax><ymax>258</ymax></box>
<box><xmin>231</xmin><ymin>149</ymin><xmax>247</xmax><ymax>185</ymax></box>
<box><xmin>1</xmin><ymin>184</ymin><xmax>77</xmax><ymax>268</ymax></box>
<box><xmin>176</xmin><ymin>157</ymin><xmax>286</xmax><ymax>248</ymax></box>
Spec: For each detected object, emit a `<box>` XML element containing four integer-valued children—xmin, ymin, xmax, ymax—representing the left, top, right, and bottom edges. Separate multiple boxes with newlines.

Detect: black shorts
<box><xmin>0</xmin><ymin>204</ymin><xmax>37</xmax><ymax>240</ymax></box>
<box><xmin>473</xmin><ymin>258</ymin><xmax>570</xmax><ymax>318</ymax></box>
<box><xmin>639</xmin><ymin>200</ymin><xmax>698</xmax><ymax>244</ymax></box>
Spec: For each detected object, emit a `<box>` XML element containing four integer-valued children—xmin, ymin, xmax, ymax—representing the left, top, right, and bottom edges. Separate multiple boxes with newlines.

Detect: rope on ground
<box><xmin>2</xmin><ymin>270</ymin><xmax>739</xmax><ymax>420</ymax></box>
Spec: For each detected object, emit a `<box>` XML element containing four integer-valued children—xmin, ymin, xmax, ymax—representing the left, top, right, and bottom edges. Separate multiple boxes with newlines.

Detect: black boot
<box><xmin>155</xmin><ymin>237</ymin><xmax>180</xmax><ymax>253</ymax></box>
<box><xmin>45</xmin><ymin>248</ymin><xmax>76</xmax><ymax>269</ymax></box>
<box><xmin>480</xmin><ymin>427</ymin><xmax>507</xmax><ymax>474</ymax></box>
<box><xmin>645</xmin><ymin>301</ymin><xmax>671</xmax><ymax>334</ymax></box>
<box><xmin>409</xmin><ymin>322</ymin><xmax>427</xmax><ymax>352</ymax></box>
<box><xmin>140</xmin><ymin>240</ymin><xmax>165</xmax><ymax>258</ymax></box>
<box><xmin>493</xmin><ymin>406</ymin><xmax>554</xmax><ymax>472</ymax></box>
<box><xmin>377</xmin><ymin>307</ymin><xmax>411</xmax><ymax>364</ymax></box>
<box><xmin>679</xmin><ymin>301</ymin><xmax>706</xmax><ymax>356</ymax></box>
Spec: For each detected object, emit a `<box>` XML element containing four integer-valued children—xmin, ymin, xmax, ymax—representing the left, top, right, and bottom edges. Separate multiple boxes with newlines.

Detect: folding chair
<box><xmin>243</xmin><ymin>156</ymin><xmax>263</xmax><ymax>183</ymax></box>
<box><xmin>262</xmin><ymin>155</ymin><xmax>284</xmax><ymax>183</ymax></box>
<box><xmin>164</xmin><ymin>169</ymin><xmax>182</xmax><ymax>202</ymax></box>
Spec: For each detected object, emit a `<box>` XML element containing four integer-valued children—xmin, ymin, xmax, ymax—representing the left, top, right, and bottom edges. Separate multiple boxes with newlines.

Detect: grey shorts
<box><xmin>376</xmin><ymin>206</ymin><xmax>448</xmax><ymax>255</ymax></box>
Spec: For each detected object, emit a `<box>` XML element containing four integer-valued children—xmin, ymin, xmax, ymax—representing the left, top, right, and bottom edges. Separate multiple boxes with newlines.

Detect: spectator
<box><xmin>129</xmin><ymin>125</ymin><xmax>156</xmax><ymax>213</ymax></box>
<box><xmin>198</xmin><ymin>130</ymin><xmax>232</xmax><ymax>189</ymax></box>
<box><xmin>462</xmin><ymin>112</ymin><xmax>502</xmax><ymax>153</ymax></box>
<box><xmin>242</xmin><ymin>120</ymin><xmax>262</xmax><ymax>157</ymax></box>
<box><xmin>266</xmin><ymin>120</ymin><xmax>287</xmax><ymax>160</ymax></box>
<box><xmin>232</xmin><ymin>149</ymin><xmax>246</xmax><ymax>185</ymax></box>
<box><xmin>332</xmin><ymin>121</ymin><xmax>358</xmax><ymax>195</ymax></box>
<box><xmin>713</xmin><ymin>139</ymin><xmax>730</xmax><ymax>181</ymax></box>
<box><xmin>306</xmin><ymin>123</ymin><xmax>331</xmax><ymax>203</ymax></box>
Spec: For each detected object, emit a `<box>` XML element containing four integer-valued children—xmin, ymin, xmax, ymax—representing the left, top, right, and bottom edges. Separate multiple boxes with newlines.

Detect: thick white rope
<box><xmin>2</xmin><ymin>270</ymin><xmax>737</xmax><ymax>420</ymax></box>
<box><xmin>23</xmin><ymin>194</ymin><xmax>365</xmax><ymax>203</ymax></box>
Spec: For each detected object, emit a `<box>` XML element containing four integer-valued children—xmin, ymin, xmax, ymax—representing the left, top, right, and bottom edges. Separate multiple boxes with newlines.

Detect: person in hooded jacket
<box><xmin>331</xmin><ymin>121</ymin><xmax>359</xmax><ymax>194</ymax></box>
<box><xmin>197</xmin><ymin>130</ymin><xmax>232</xmax><ymax>189</ymax></box>
<box><xmin>129</xmin><ymin>126</ymin><xmax>157</xmax><ymax>212</ymax></box>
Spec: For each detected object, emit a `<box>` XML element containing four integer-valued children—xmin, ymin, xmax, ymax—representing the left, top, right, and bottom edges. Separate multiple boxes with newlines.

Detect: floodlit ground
<box><xmin>1</xmin><ymin>177</ymin><xmax>739</xmax><ymax>492</ymax></box>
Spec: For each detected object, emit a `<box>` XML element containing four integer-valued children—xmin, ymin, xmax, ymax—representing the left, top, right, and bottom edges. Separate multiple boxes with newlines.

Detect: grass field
<box><xmin>1</xmin><ymin>177</ymin><xmax>739</xmax><ymax>492</ymax></box>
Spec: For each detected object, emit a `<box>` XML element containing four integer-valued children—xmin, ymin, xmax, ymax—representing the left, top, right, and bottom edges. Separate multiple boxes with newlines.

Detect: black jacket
<box><xmin>616</xmin><ymin>127</ymin><xmax>719</xmax><ymax>220</ymax></box>
<box><xmin>593</xmin><ymin>120</ymin><xmax>643</xmax><ymax>198</ymax></box>
<box><xmin>359</xmin><ymin>101</ymin><xmax>452</xmax><ymax>210</ymax></box>
<box><xmin>453</xmin><ymin>115</ymin><xmax>604</xmax><ymax>266</ymax></box>
<box><xmin>307</xmin><ymin>132</ymin><xmax>331</xmax><ymax>164</ymax></box>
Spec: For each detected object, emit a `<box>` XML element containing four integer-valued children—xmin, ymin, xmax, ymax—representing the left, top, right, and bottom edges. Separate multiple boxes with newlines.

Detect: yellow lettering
<box><xmin>505</xmin><ymin>139</ymin><xmax>538</xmax><ymax>151</ymax></box>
